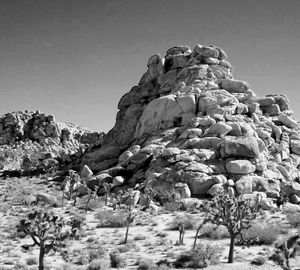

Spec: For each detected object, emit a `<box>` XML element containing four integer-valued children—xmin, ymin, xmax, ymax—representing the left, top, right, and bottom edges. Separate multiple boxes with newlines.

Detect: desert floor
<box><xmin>0</xmin><ymin>176</ymin><xmax>299</xmax><ymax>270</ymax></box>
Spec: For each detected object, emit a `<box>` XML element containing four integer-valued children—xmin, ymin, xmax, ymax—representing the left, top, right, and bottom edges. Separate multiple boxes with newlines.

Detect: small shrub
<box><xmin>86</xmin><ymin>259</ymin><xmax>110</xmax><ymax>270</ymax></box>
<box><xmin>134</xmin><ymin>234</ymin><xmax>147</xmax><ymax>241</ymax></box>
<box><xmin>61</xmin><ymin>263</ymin><xmax>85</xmax><ymax>270</ymax></box>
<box><xmin>117</xmin><ymin>242</ymin><xmax>140</xmax><ymax>253</ymax></box>
<box><xmin>174</xmin><ymin>243</ymin><xmax>222</xmax><ymax>268</ymax></box>
<box><xmin>109</xmin><ymin>252</ymin><xmax>126</xmax><ymax>268</ymax></box>
<box><xmin>87</xmin><ymin>245</ymin><xmax>106</xmax><ymax>262</ymax></box>
<box><xmin>137</xmin><ymin>258</ymin><xmax>156</xmax><ymax>270</ymax></box>
<box><xmin>200</xmin><ymin>224</ymin><xmax>229</xmax><ymax>239</ymax></box>
<box><xmin>26</xmin><ymin>257</ymin><xmax>38</xmax><ymax>265</ymax></box>
<box><xmin>240</xmin><ymin>222</ymin><xmax>280</xmax><ymax>245</ymax></box>
<box><xmin>287</xmin><ymin>212</ymin><xmax>300</xmax><ymax>228</ymax></box>
<box><xmin>86</xmin><ymin>237</ymin><xmax>97</xmax><ymax>243</ymax></box>
<box><xmin>156</xmin><ymin>264</ymin><xmax>170</xmax><ymax>270</ymax></box>
<box><xmin>163</xmin><ymin>201</ymin><xmax>181</xmax><ymax>212</ymax></box>
<box><xmin>73</xmin><ymin>255</ymin><xmax>89</xmax><ymax>265</ymax></box>
<box><xmin>95</xmin><ymin>209</ymin><xmax>127</xmax><ymax>228</ymax></box>
<box><xmin>156</xmin><ymin>231</ymin><xmax>168</xmax><ymax>238</ymax></box>
<box><xmin>251</xmin><ymin>256</ymin><xmax>267</xmax><ymax>266</ymax></box>
<box><xmin>168</xmin><ymin>214</ymin><xmax>197</xmax><ymax>230</ymax></box>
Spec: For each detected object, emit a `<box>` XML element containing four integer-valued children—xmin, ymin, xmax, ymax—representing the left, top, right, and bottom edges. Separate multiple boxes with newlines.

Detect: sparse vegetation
<box><xmin>109</xmin><ymin>252</ymin><xmax>126</xmax><ymax>268</ymax></box>
<box><xmin>26</xmin><ymin>257</ymin><xmax>38</xmax><ymax>265</ymax></box>
<box><xmin>239</xmin><ymin>221</ymin><xmax>280</xmax><ymax>246</ymax></box>
<box><xmin>286</xmin><ymin>212</ymin><xmax>300</xmax><ymax>228</ymax></box>
<box><xmin>169</xmin><ymin>213</ymin><xmax>197</xmax><ymax>231</ymax></box>
<box><xmin>17</xmin><ymin>209</ymin><xmax>72</xmax><ymax>270</ymax></box>
<box><xmin>270</xmin><ymin>234</ymin><xmax>300</xmax><ymax>270</ymax></box>
<box><xmin>86</xmin><ymin>259</ymin><xmax>110</xmax><ymax>270</ymax></box>
<box><xmin>95</xmin><ymin>209</ymin><xmax>127</xmax><ymax>228</ymax></box>
<box><xmin>200</xmin><ymin>224</ymin><xmax>230</xmax><ymax>240</ymax></box>
<box><xmin>251</xmin><ymin>255</ymin><xmax>267</xmax><ymax>266</ymax></box>
<box><xmin>205</xmin><ymin>193</ymin><xmax>261</xmax><ymax>263</ymax></box>
<box><xmin>174</xmin><ymin>243</ymin><xmax>222</xmax><ymax>268</ymax></box>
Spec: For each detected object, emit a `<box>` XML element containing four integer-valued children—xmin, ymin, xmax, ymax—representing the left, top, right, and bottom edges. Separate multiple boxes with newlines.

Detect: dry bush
<box><xmin>109</xmin><ymin>252</ymin><xmax>126</xmax><ymax>268</ymax></box>
<box><xmin>134</xmin><ymin>234</ymin><xmax>147</xmax><ymax>241</ymax></box>
<box><xmin>87</xmin><ymin>245</ymin><xmax>107</xmax><ymax>262</ymax></box>
<box><xmin>86</xmin><ymin>259</ymin><xmax>110</xmax><ymax>270</ymax></box>
<box><xmin>95</xmin><ymin>209</ymin><xmax>127</xmax><ymax>228</ymax></box>
<box><xmin>286</xmin><ymin>212</ymin><xmax>300</xmax><ymax>228</ymax></box>
<box><xmin>77</xmin><ymin>196</ymin><xmax>105</xmax><ymax>211</ymax></box>
<box><xmin>163</xmin><ymin>201</ymin><xmax>181</xmax><ymax>212</ymax></box>
<box><xmin>168</xmin><ymin>214</ymin><xmax>198</xmax><ymax>230</ymax></box>
<box><xmin>60</xmin><ymin>264</ymin><xmax>85</xmax><ymax>270</ymax></box>
<box><xmin>137</xmin><ymin>258</ymin><xmax>170</xmax><ymax>270</ymax></box>
<box><xmin>26</xmin><ymin>257</ymin><xmax>38</xmax><ymax>265</ymax></box>
<box><xmin>200</xmin><ymin>224</ymin><xmax>230</xmax><ymax>239</ymax></box>
<box><xmin>70</xmin><ymin>244</ymin><xmax>106</xmax><ymax>265</ymax></box>
<box><xmin>251</xmin><ymin>256</ymin><xmax>267</xmax><ymax>266</ymax></box>
<box><xmin>240</xmin><ymin>221</ymin><xmax>280</xmax><ymax>245</ymax></box>
<box><xmin>116</xmin><ymin>242</ymin><xmax>140</xmax><ymax>253</ymax></box>
<box><xmin>174</xmin><ymin>242</ymin><xmax>222</xmax><ymax>268</ymax></box>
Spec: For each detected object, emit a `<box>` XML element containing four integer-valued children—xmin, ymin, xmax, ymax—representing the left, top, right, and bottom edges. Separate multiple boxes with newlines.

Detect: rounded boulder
<box><xmin>226</xmin><ymin>160</ymin><xmax>255</xmax><ymax>174</ymax></box>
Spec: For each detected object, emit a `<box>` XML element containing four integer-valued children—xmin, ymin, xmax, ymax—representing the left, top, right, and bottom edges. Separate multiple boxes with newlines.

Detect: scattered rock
<box><xmin>278</xmin><ymin>114</ymin><xmax>298</xmax><ymax>128</ymax></box>
<box><xmin>81</xmin><ymin>165</ymin><xmax>93</xmax><ymax>180</ymax></box>
<box><xmin>113</xmin><ymin>176</ymin><xmax>125</xmax><ymax>186</ymax></box>
<box><xmin>36</xmin><ymin>193</ymin><xmax>58</xmax><ymax>207</ymax></box>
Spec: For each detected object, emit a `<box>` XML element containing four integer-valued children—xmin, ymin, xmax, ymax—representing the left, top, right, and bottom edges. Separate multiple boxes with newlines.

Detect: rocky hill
<box><xmin>79</xmin><ymin>44</ymin><xmax>300</xmax><ymax>206</ymax></box>
<box><xmin>0</xmin><ymin>110</ymin><xmax>104</xmax><ymax>174</ymax></box>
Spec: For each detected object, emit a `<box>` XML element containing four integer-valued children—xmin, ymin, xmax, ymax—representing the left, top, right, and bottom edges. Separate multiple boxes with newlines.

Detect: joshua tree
<box><xmin>275</xmin><ymin>187</ymin><xmax>290</xmax><ymax>209</ymax></box>
<box><xmin>193</xmin><ymin>213</ymin><xmax>209</xmax><ymax>251</ymax></box>
<box><xmin>206</xmin><ymin>193</ymin><xmax>261</xmax><ymax>263</ymax></box>
<box><xmin>84</xmin><ymin>186</ymin><xmax>99</xmax><ymax>212</ymax></box>
<box><xmin>17</xmin><ymin>209</ymin><xmax>71</xmax><ymax>270</ymax></box>
<box><xmin>111</xmin><ymin>190</ymin><xmax>124</xmax><ymax>210</ymax></box>
<box><xmin>69</xmin><ymin>215</ymin><xmax>84</xmax><ymax>240</ymax></box>
<box><xmin>177</xmin><ymin>222</ymin><xmax>185</xmax><ymax>245</ymax></box>
<box><xmin>124</xmin><ymin>189</ymin><xmax>135</xmax><ymax>244</ymax></box>
<box><xmin>62</xmin><ymin>171</ymin><xmax>81</xmax><ymax>201</ymax></box>
<box><xmin>103</xmin><ymin>182</ymin><xmax>114</xmax><ymax>205</ymax></box>
<box><xmin>143</xmin><ymin>188</ymin><xmax>157</xmax><ymax>210</ymax></box>
<box><xmin>270</xmin><ymin>234</ymin><xmax>300</xmax><ymax>270</ymax></box>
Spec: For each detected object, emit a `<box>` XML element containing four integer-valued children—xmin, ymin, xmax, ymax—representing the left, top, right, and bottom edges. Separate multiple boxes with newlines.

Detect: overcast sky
<box><xmin>0</xmin><ymin>0</ymin><xmax>300</xmax><ymax>132</ymax></box>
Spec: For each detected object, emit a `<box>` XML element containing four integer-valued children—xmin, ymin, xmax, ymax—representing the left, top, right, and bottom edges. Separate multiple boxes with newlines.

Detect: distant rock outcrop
<box><xmin>0</xmin><ymin>110</ymin><xmax>104</xmax><ymax>174</ymax></box>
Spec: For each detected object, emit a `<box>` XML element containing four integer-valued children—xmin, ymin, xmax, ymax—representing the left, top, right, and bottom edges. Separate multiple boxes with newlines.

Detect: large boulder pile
<box><xmin>81</xmin><ymin>44</ymin><xmax>300</xmax><ymax>204</ymax></box>
<box><xmin>0</xmin><ymin>110</ymin><xmax>104</xmax><ymax>174</ymax></box>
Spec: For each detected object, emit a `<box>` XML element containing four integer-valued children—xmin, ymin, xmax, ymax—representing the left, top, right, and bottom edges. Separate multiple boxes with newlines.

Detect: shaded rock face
<box><xmin>81</xmin><ymin>43</ymin><xmax>300</xmax><ymax>203</ymax></box>
<box><xmin>0</xmin><ymin>111</ymin><xmax>104</xmax><ymax>173</ymax></box>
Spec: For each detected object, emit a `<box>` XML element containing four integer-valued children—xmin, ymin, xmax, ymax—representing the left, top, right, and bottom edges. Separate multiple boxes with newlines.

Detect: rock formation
<box><xmin>0</xmin><ymin>110</ymin><xmax>104</xmax><ymax>174</ymax></box>
<box><xmin>80</xmin><ymin>43</ymin><xmax>300</xmax><ymax>206</ymax></box>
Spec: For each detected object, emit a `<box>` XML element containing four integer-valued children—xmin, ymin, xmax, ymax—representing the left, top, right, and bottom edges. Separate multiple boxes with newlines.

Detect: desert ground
<box><xmin>0</xmin><ymin>176</ymin><xmax>299</xmax><ymax>270</ymax></box>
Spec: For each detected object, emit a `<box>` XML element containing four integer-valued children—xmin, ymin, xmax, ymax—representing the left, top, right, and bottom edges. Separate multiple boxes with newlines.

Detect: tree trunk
<box><xmin>124</xmin><ymin>222</ymin><xmax>130</xmax><ymax>244</ymax></box>
<box><xmin>39</xmin><ymin>243</ymin><xmax>45</xmax><ymax>270</ymax></box>
<box><xmin>228</xmin><ymin>234</ymin><xmax>236</xmax><ymax>263</ymax></box>
<box><xmin>193</xmin><ymin>225</ymin><xmax>203</xmax><ymax>251</ymax></box>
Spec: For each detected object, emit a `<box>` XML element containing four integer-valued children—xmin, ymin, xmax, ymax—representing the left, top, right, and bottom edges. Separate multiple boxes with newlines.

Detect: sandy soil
<box><xmin>0</xmin><ymin>177</ymin><xmax>299</xmax><ymax>270</ymax></box>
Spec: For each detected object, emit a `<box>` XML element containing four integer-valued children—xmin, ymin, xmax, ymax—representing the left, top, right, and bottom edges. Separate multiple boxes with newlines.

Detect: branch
<box><xmin>30</xmin><ymin>234</ymin><xmax>40</xmax><ymax>246</ymax></box>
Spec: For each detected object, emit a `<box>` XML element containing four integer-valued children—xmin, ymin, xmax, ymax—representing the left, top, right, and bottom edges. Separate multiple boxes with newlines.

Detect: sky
<box><xmin>0</xmin><ymin>0</ymin><xmax>300</xmax><ymax>132</ymax></box>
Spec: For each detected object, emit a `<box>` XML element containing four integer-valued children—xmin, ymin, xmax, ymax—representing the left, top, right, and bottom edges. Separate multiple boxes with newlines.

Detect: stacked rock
<box><xmin>0</xmin><ymin>111</ymin><xmax>104</xmax><ymax>173</ymax></box>
<box><xmin>82</xmin><ymin>44</ymin><xmax>300</xmax><ymax>207</ymax></box>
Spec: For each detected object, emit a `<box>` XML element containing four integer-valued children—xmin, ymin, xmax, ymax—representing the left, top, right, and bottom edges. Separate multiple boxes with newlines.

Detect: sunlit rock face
<box><xmin>81</xmin><ymin>44</ymin><xmax>300</xmax><ymax>205</ymax></box>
